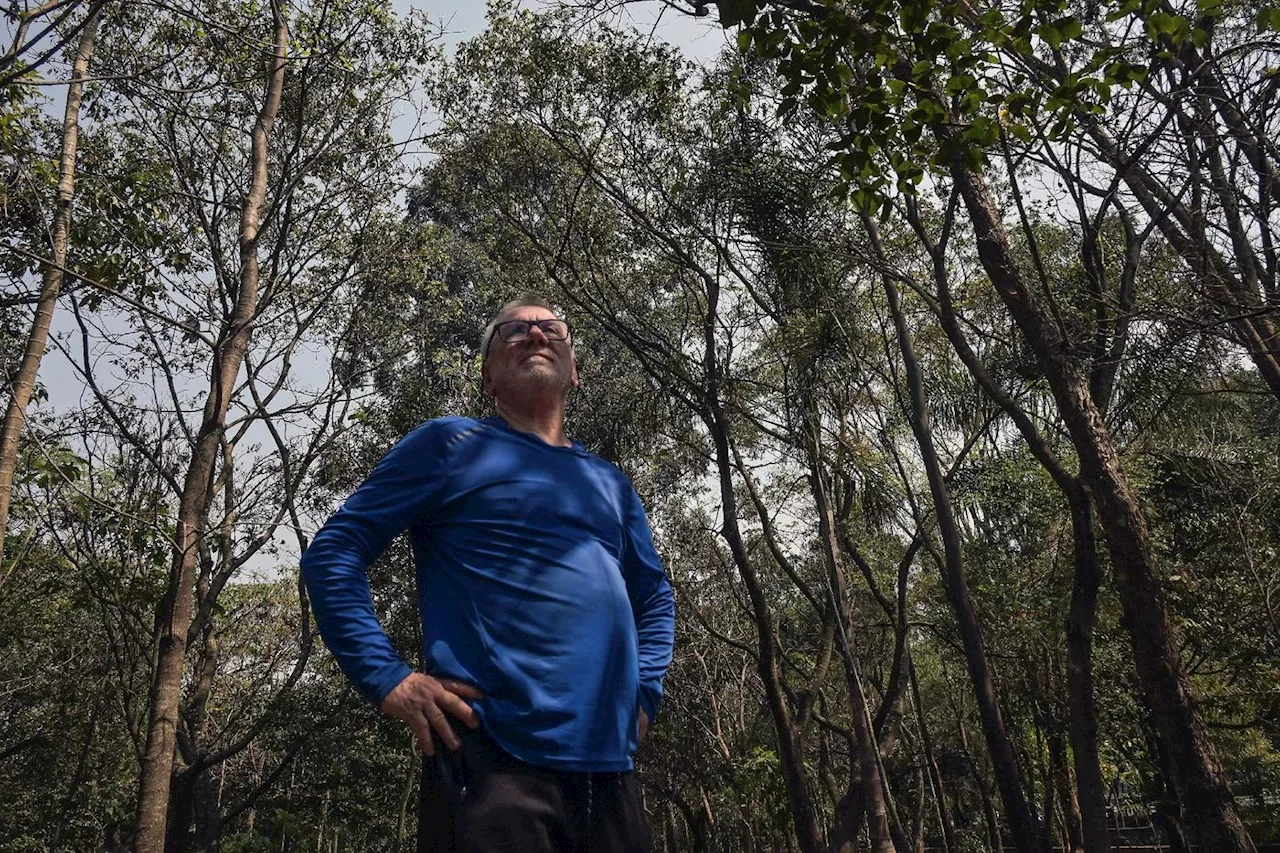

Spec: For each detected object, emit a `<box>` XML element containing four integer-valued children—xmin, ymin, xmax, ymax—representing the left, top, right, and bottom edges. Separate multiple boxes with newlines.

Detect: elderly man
<box><xmin>301</xmin><ymin>295</ymin><xmax>675</xmax><ymax>853</ymax></box>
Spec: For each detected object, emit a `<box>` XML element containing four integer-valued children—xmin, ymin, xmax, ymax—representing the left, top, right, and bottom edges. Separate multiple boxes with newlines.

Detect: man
<box><xmin>301</xmin><ymin>295</ymin><xmax>675</xmax><ymax>853</ymax></box>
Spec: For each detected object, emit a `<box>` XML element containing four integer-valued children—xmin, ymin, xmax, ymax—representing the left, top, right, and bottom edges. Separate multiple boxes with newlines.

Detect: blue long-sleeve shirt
<box><xmin>301</xmin><ymin>416</ymin><xmax>675</xmax><ymax>772</ymax></box>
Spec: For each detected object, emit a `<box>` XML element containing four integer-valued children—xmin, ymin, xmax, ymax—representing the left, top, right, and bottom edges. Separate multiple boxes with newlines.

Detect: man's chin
<box><xmin>514</xmin><ymin>365</ymin><xmax>568</xmax><ymax>390</ymax></box>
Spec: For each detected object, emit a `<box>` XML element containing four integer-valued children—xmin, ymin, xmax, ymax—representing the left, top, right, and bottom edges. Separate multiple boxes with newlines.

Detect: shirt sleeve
<box><xmin>300</xmin><ymin>421</ymin><xmax>448</xmax><ymax>706</ymax></box>
<box><xmin>620</xmin><ymin>485</ymin><xmax>676</xmax><ymax>722</ymax></box>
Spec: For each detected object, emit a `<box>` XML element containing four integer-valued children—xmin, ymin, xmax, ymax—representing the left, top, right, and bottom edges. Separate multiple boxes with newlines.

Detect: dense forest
<box><xmin>2</xmin><ymin>0</ymin><xmax>1279</xmax><ymax>850</ymax></box>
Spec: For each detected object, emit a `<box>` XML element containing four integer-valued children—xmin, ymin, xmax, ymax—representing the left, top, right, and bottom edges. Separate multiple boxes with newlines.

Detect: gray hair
<box><xmin>479</xmin><ymin>293</ymin><xmax>567</xmax><ymax>362</ymax></box>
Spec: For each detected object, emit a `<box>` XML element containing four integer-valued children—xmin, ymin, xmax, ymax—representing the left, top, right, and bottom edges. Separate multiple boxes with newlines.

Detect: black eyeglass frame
<box><xmin>492</xmin><ymin>318</ymin><xmax>572</xmax><ymax>347</ymax></box>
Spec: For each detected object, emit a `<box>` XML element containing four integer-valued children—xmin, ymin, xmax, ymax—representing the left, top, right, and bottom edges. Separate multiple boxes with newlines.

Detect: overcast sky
<box><xmin>399</xmin><ymin>0</ymin><xmax>727</xmax><ymax>61</ymax></box>
<box><xmin>383</xmin><ymin>1</ymin><xmax>727</xmax><ymax>172</ymax></box>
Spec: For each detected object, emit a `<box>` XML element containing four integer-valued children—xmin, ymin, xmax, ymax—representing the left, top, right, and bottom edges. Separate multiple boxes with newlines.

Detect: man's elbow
<box><xmin>299</xmin><ymin>537</ymin><xmax>324</xmax><ymax>583</ymax></box>
<box><xmin>299</xmin><ymin>534</ymin><xmax>345</xmax><ymax>593</ymax></box>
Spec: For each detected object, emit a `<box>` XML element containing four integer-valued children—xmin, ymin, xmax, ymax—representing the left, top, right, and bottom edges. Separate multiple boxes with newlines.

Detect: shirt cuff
<box><xmin>638</xmin><ymin>684</ymin><xmax>662</xmax><ymax>723</ymax></box>
<box><xmin>365</xmin><ymin>660</ymin><xmax>414</xmax><ymax>707</ymax></box>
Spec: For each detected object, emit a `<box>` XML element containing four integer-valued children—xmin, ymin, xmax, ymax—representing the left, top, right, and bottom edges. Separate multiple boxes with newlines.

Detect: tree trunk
<box><xmin>979</xmin><ymin>784</ymin><xmax>1002</xmax><ymax>853</ymax></box>
<box><xmin>1149</xmin><ymin>733</ymin><xmax>1192</xmax><ymax>853</ymax></box>
<box><xmin>705</xmin><ymin>377</ymin><xmax>820</xmax><ymax>849</ymax></box>
<box><xmin>315</xmin><ymin>788</ymin><xmax>328</xmax><ymax>853</ymax></box>
<box><xmin>1048</xmin><ymin>729</ymin><xmax>1085</xmax><ymax>853</ymax></box>
<box><xmin>944</xmin><ymin>138</ymin><xmax>1258</xmax><ymax>853</ymax></box>
<box><xmin>669</xmin><ymin>790</ymin><xmax>713</xmax><ymax>853</ymax></box>
<box><xmin>1063</xmin><ymin>486</ymin><xmax>1109</xmax><ymax>853</ymax></box>
<box><xmin>909</xmin><ymin>659</ymin><xmax>956</xmax><ymax>853</ymax></box>
<box><xmin>161</xmin><ymin>765</ymin><xmax>220</xmax><ymax>852</ymax></box>
<box><xmin>397</xmin><ymin>739</ymin><xmax>417</xmax><ymax>851</ymax></box>
<box><xmin>878</xmin><ymin>267</ymin><xmax>1047</xmax><ymax>853</ymax></box>
<box><xmin>897</xmin><ymin>187</ymin><xmax>1112</xmax><ymax>853</ymax></box>
<box><xmin>664</xmin><ymin>802</ymin><xmax>680</xmax><ymax>853</ymax></box>
<box><xmin>958</xmin><ymin>716</ymin><xmax>1003</xmax><ymax>853</ymax></box>
<box><xmin>132</xmin><ymin>8</ymin><xmax>288</xmax><ymax>852</ymax></box>
<box><xmin>697</xmin><ymin>790</ymin><xmax>714</xmax><ymax>853</ymax></box>
<box><xmin>846</xmin><ymin>656</ymin><xmax>896</xmax><ymax>853</ymax></box>
<box><xmin>166</xmin><ymin>773</ymin><xmax>194</xmax><ymax>853</ymax></box>
<box><xmin>1039</xmin><ymin>732</ymin><xmax>1056</xmax><ymax>851</ymax></box>
<box><xmin>51</xmin><ymin>693</ymin><xmax>100</xmax><ymax>849</ymax></box>
<box><xmin>910</xmin><ymin>764</ymin><xmax>926</xmax><ymax>853</ymax></box>
<box><xmin>828</xmin><ymin>774</ymin><xmax>864</xmax><ymax>853</ymax></box>
<box><xmin>807</xmin><ymin>430</ymin><xmax>895</xmax><ymax>853</ymax></box>
<box><xmin>0</xmin><ymin>4</ymin><xmax>101</xmax><ymax>568</ymax></box>
<box><xmin>190</xmin><ymin>770</ymin><xmax>219</xmax><ymax>852</ymax></box>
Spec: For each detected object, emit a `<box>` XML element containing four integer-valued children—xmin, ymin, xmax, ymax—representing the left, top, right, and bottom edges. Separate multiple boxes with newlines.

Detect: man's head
<box><xmin>480</xmin><ymin>294</ymin><xmax>579</xmax><ymax>404</ymax></box>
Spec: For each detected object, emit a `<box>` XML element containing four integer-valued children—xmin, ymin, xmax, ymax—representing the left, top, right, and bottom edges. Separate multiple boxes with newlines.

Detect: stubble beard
<box><xmin>511</xmin><ymin>355</ymin><xmax>569</xmax><ymax>395</ymax></box>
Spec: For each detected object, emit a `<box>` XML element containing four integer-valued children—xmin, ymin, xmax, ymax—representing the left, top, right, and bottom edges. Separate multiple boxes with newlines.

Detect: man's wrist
<box><xmin>369</xmin><ymin>661</ymin><xmax>416</xmax><ymax>708</ymax></box>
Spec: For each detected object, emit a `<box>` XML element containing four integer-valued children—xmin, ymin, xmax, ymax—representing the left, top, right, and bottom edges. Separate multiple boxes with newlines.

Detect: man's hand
<box><xmin>638</xmin><ymin>707</ymin><xmax>650</xmax><ymax>743</ymax></box>
<box><xmin>380</xmin><ymin>672</ymin><xmax>483</xmax><ymax>756</ymax></box>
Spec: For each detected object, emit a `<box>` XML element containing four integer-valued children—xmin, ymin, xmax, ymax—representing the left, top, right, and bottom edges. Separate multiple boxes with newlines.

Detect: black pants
<box><xmin>417</xmin><ymin>728</ymin><xmax>652</xmax><ymax>853</ymax></box>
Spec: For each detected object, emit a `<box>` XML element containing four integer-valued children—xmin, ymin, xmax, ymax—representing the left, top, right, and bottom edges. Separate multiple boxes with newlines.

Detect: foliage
<box><xmin>1</xmin><ymin>1</ymin><xmax>1278</xmax><ymax>850</ymax></box>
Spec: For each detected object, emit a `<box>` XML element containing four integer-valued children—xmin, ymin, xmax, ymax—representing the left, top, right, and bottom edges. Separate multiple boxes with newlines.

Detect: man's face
<box><xmin>481</xmin><ymin>305</ymin><xmax>580</xmax><ymax>402</ymax></box>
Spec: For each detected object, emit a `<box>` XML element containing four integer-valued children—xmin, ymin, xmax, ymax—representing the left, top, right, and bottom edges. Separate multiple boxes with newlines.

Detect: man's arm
<box><xmin>620</xmin><ymin>487</ymin><xmax>676</xmax><ymax>727</ymax></box>
<box><xmin>301</xmin><ymin>421</ymin><xmax>480</xmax><ymax>753</ymax></box>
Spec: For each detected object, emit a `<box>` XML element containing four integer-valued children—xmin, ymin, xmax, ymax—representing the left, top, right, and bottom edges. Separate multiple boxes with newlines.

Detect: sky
<box><xmin>382</xmin><ymin>1</ymin><xmax>728</xmax><ymax>172</ymax></box>
<box><xmin>398</xmin><ymin>1</ymin><xmax>728</xmax><ymax>61</ymax></box>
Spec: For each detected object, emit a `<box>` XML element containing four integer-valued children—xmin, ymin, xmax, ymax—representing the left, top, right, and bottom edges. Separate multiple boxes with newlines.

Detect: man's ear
<box><xmin>481</xmin><ymin>362</ymin><xmax>495</xmax><ymax>397</ymax></box>
<box><xmin>570</xmin><ymin>351</ymin><xmax>580</xmax><ymax>389</ymax></box>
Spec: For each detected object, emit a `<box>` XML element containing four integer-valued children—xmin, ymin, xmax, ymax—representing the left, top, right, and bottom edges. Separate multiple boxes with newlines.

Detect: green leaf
<box><xmin>1146</xmin><ymin>11</ymin><xmax>1188</xmax><ymax>40</ymax></box>
<box><xmin>715</xmin><ymin>0</ymin><xmax>758</xmax><ymax>28</ymax></box>
<box><xmin>945</xmin><ymin>72</ymin><xmax>976</xmax><ymax>95</ymax></box>
<box><xmin>944</xmin><ymin>38</ymin><xmax>974</xmax><ymax>61</ymax></box>
<box><xmin>1257</xmin><ymin>6</ymin><xmax>1280</xmax><ymax>31</ymax></box>
<box><xmin>1038</xmin><ymin>23</ymin><xmax>1064</xmax><ymax>49</ymax></box>
<box><xmin>979</xmin><ymin>9</ymin><xmax>1005</xmax><ymax>29</ymax></box>
<box><xmin>1107</xmin><ymin>0</ymin><xmax>1142</xmax><ymax>21</ymax></box>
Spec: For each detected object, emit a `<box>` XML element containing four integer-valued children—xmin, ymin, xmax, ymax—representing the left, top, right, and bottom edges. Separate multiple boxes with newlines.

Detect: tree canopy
<box><xmin>1</xmin><ymin>1</ymin><xmax>1278</xmax><ymax>851</ymax></box>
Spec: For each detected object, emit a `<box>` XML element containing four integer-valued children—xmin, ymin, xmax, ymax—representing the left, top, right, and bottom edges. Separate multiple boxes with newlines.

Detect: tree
<box><xmin>129</xmin><ymin>7</ymin><xmax>289</xmax><ymax>846</ymax></box>
<box><xmin>680</xmin><ymin>0</ymin><xmax>1263</xmax><ymax>848</ymax></box>
<box><xmin>0</xmin><ymin>0</ymin><xmax>102</xmax><ymax>570</ymax></box>
<box><xmin>20</xmin><ymin>1</ymin><xmax>438</xmax><ymax>847</ymax></box>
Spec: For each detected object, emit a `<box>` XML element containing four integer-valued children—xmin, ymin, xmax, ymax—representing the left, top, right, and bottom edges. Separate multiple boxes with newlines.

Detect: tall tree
<box><xmin>132</xmin><ymin>5</ymin><xmax>288</xmax><ymax>847</ymax></box>
<box><xmin>0</xmin><ymin>0</ymin><xmax>103</xmax><ymax>568</ymax></box>
<box><xmin>684</xmin><ymin>0</ymin><xmax>1262</xmax><ymax>848</ymax></box>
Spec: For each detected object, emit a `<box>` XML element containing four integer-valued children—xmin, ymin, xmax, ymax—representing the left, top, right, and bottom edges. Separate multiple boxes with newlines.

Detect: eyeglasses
<box><xmin>493</xmin><ymin>318</ymin><xmax>571</xmax><ymax>344</ymax></box>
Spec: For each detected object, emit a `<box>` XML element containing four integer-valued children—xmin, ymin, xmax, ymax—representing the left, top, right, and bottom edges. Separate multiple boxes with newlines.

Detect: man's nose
<box><xmin>525</xmin><ymin>323</ymin><xmax>550</xmax><ymax>344</ymax></box>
